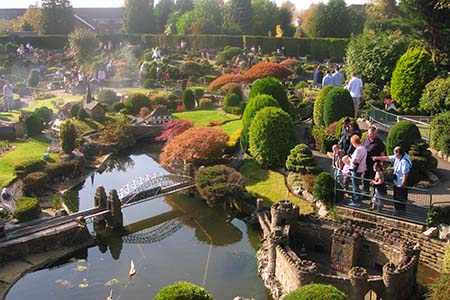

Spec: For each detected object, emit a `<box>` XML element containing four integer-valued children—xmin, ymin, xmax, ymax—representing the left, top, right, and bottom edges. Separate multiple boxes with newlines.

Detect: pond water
<box><xmin>6</xmin><ymin>144</ymin><xmax>271</xmax><ymax>300</ymax></box>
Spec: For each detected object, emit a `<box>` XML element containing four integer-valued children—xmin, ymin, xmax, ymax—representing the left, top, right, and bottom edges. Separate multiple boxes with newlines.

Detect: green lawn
<box><xmin>173</xmin><ymin>110</ymin><xmax>241</xmax><ymax>135</ymax></box>
<box><xmin>239</xmin><ymin>158</ymin><xmax>314</xmax><ymax>215</ymax></box>
<box><xmin>0</xmin><ymin>135</ymin><xmax>59</xmax><ymax>189</ymax></box>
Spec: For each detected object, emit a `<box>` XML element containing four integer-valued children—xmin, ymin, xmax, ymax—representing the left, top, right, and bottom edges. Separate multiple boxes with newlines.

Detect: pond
<box><xmin>6</xmin><ymin>144</ymin><xmax>271</xmax><ymax>300</ymax></box>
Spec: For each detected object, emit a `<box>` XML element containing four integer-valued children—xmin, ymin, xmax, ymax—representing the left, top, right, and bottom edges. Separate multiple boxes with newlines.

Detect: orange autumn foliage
<box><xmin>244</xmin><ymin>62</ymin><xmax>292</xmax><ymax>81</ymax></box>
<box><xmin>160</xmin><ymin>126</ymin><xmax>229</xmax><ymax>172</ymax></box>
<box><xmin>208</xmin><ymin>74</ymin><xmax>247</xmax><ymax>91</ymax></box>
<box><xmin>279</xmin><ymin>58</ymin><xmax>300</xmax><ymax>66</ymax></box>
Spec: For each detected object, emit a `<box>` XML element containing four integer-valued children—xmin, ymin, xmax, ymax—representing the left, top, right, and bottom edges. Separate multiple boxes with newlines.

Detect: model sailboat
<box><xmin>129</xmin><ymin>260</ymin><xmax>136</xmax><ymax>276</ymax></box>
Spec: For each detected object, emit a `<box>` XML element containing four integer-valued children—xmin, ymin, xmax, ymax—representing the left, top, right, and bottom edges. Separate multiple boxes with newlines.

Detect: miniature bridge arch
<box><xmin>117</xmin><ymin>173</ymin><xmax>194</xmax><ymax>206</ymax></box>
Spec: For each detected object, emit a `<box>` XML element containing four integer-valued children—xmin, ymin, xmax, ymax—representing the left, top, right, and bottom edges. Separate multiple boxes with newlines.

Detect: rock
<box><xmin>438</xmin><ymin>224</ymin><xmax>450</xmax><ymax>241</ymax></box>
<box><xmin>423</xmin><ymin>227</ymin><xmax>438</xmax><ymax>238</ymax></box>
<box><xmin>55</xmin><ymin>209</ymin><xmax>68</xmax><ymax>217</ymax></box>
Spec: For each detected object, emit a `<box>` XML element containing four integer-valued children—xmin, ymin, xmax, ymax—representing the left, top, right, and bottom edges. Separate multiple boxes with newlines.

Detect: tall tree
<box><xmin>278</xmin><ymin>5</ymin><xmax>296</xmax><ymax>37</ymax></box>
<box><xmin>251</xmin><ymin>0</ymin><xmax>278</xmax><ymax>36</ymax></box>
<box><xmin>123</xmin><ymin>0</ymin><xmax>155</xmax><ymax>34</ymax></box>
<box><xmin>400</xmin><ymin>0</ymin><xmax>450</xmax><ymax>69</ymax></box>
<box><xmin>40</xmin><ymin>0</ymin><xmax>74</xmax><ymax>34</ymax></box>
<box><xmin>68</xmin><ymin>28</ymin><xmax>99</xmax><ymax>71</ymax></box>
<box><xmin>366</xmin><ymin>0</ymin><xmax>400</xmax><ymax>19</ymax></box>
<box><xmin>154</xmin><ymin>0</ymin><xmax>175</xmax><ymax>33</ymax></box>
<box><xmin>14</xmin><ymin>3</ymin><xmax>41</xmax><ymax>32</ymax></box>
<box><xmin>222</xmin><ymin>0</ymin><xmax>253</xmax><ymax>35</ymax></box>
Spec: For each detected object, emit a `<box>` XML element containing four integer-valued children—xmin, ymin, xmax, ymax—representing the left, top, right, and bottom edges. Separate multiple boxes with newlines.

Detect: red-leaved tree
<box><xmin>244</xmin><ymin>62</ymin><xmax>292</xmax><ymax>81</ymax></box>
<box><xmin>155</xmin><ymin>119</ymin><xmax>194</xmax><ymax>142</ymax></box>
<box><xmin>279</xmin><ymin>58</ymin><xmax>300</xmax><ymax>67</ymax></box>
<box><xmin>208</xmin><ymin>74</ymin><xmax>247</xmax><ymax>91</ymax></box>
<box><xmin>160</xmin><ymin>126</ymin><xmax>229</xmax><ymax>172</ymax></box>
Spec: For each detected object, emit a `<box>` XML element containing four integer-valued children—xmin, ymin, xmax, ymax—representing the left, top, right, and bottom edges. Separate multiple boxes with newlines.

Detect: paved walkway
<box><xmin>297</xmin><ymin>119</ymin><xmax>450</xmax><ymax>207</ymax></box>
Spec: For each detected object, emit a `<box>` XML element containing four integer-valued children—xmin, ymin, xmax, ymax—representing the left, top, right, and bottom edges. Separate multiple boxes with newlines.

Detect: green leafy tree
<box><xmin>252</xmin><ymin>0</ymin><xmax>278</xmax><ymax>36</ymax></box>
<box><xmin>59</xmin><ymin>119</ymin><xmax>77</xmax><ymax>154</ymax></box>
<box><xmin>176</xmin><ymin>0</ymin><xmax>222</xmax><ymax>35</ymax></box>
<box><xmin>304</xmin><ymin>0</ymin><xmax>352</xmax><ymax>38</ymax></box>
<box><xmin>125</xmin><ymin>93</ymin><xmax>151</xmax><ymax>114</ymax></box>
<box><xmin>70</xmin><ymin>103</ymin><xmax>80</xmax><ymax>118</ymax></box>
<box><xmin>25</xmin><ymin>114</ymin><xmax>44</xmax><ymax>137</ymax></box>
<box><xmin>68</xmin><ymin>28</ymin><xmax>98</xmax><ymax>71</ymax></box>
<box><xmin>248</xmin><ymin>77</ymin><xmax>291</xmax><ymax>115</ymax></box>
<box><xmin>366</xmin><ymin>0</ymin><xmax>400</xmax><ymax>20</ymax></box>
<box><xmin>240</xmin><ymin>94</ymin><xmax>280</xmax><ymax>152</ymax></box>
<box><xmin>284</xmin><ymin>283</ymin><xmax>347</xmax><ymax>300</ymax></box>
<box><xmin>313</xmin><ymin>172</ymin><xmax>335</xmax><ymax>204</ymax></box>
<box><xmin>154</xmin><ymin>0</ymin><xmax>175</xmax><ymax>33</ymax></box>
<box><xmin>400</xmin><ymin>0</ymin><xmax>450</xmax><ymax>69</ymax></box>
<box><xmin>249</xmin><ymin>107</ymin><xmax>298</xmax><ymax>168</ymax></box>
<box><xmin>430</xmin><ymin>111</ymin><xmax>450</xmax><ymax>156</ymax></box>
<box><xmin>155</xmin><ymin>281</ymin><xmax>213</xmax><ymax>300</ymax></box>
<box><xmin>14</xmin><ymin>3</ymin><xmax>41</xmax><ymax>32</ymax></box>
<box><xmin>286</xmin><ymin>144</ymin><xmax>321</xmax><ymax>174</ymax></box>
<box><xmin>123</xmin><ymin>0</ymin><xmax>155</xmax><ymax>34</ymax></box>
<box><xmin>419</xmin><ymin>77</ymin><xmax>450</xmax><ymax>115</ymax></box>
<box><xmin>34</xmin><ymin>106</ymin><xmax>53</xmax><ymax>126</ymax></box>
<box><xmin>390</xmin><ymin>48</ymin><xmax>436</xmax><ymax>111</ymax></box>
<box><xmin>222</xmin><ymin>0</ymin><xmax>253</xmax><ymax>34</ymax></box>
<box><xmin>40</xmin><ymin>0</ymin><xmax>74</xmax><ymax>34</ymax></box>
<box><xmin>345</xmin><ymin>30</ymin><xmax>408</xmax><ymax>89</ymax></box>
<box><xmin>313</xmin><ymin>85</ymin><xmax>334</xmax><ymax>127</ymax></box>
<box><xmin>182</xmin><ymin>88</ymin><xmax>196</xmax><ymax>110</ymax></box>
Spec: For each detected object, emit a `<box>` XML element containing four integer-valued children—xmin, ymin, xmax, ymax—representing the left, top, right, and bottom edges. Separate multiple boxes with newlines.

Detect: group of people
<box><xmin>332</xmin><ymin>119</ymin><xmax>412</xmax><ymax>215</ymax></box>
<box><xmin>313</xmin><ymin>66</ymin><xmax>363</xmax><ymax>119</ymax></box>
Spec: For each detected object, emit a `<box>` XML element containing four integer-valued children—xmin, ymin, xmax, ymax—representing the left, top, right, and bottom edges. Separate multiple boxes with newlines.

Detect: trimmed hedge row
<box><xmin>0</xmin><ymin>34</ymin><xmax>349</xmax><ymax>60</ymax></box>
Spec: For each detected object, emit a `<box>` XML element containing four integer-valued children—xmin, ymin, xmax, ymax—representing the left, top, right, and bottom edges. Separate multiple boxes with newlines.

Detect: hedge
<box><xmin>430</xmin><ymin>111</ymin><xmax>450</xmax><ymax>156</ymax></box>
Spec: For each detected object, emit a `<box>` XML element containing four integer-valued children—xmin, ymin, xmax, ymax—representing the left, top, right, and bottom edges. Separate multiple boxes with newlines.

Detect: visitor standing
<box><xmin>2</xmin><ymin>80</ymin><xmax>14</xmax><ymax>112</ymax></box>
<box><xmin>349</xmin><ymin>135</ymin><xmax>367</xmax><ymax>207</ymax></box>
<box><xmin>313</xmin><ymin>65</ymin><xmax>323</xmax><ymax>88</ymax></box>
<box><xmin>363</xmin><ymin>126</ymin><xmax>385</xmax><ymax>193</ymax></box>
<box><xmin>332</xmin><ymin>66</ymin><xmax>345</xmax><ymax>86</ymax></box>
<box><xmin>345</xmin><ymin>72</ymin><xmax>363</xmax><ymax>118</ymax></box>
<box><xmin>322</xmin><ymin>70</ymin><xmax>334</xmax><ymax>87</ymax></box>
<box><xmin>370</xmin><ymin>162</ymin><xmax>386</xmax><ymax>211</ymax></box>
<box><xmin>372</xmin><ymin>146</ymin><xmax>411</xmax><ymax>215</ymax></box>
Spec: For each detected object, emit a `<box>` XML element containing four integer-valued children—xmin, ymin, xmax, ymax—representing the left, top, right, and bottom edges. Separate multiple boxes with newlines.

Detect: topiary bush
<box><xmin>70</xmin><ymin>103</ymin><xmax>81</xmax><ymax>118</ymax></box>
<box><xmin>13</xmin><ymin>197</ymin><xmax>40</xmax><ymax>223</ymax></box>
<box><xmin>430</xmin><ymin>111</ymin><xmax>450</xmax><ymax>156</ymax></box>
<box><xmin>284</xmin><ymin>283</ymin><xmax>347</xmax><ymax>300</ymax></box>
<box><xmin>113</xmin><ymin>102</ymin><xmax>125</xmax><ymax>112</ymax></box>
<box><xmin>14</xmin><ymin>159</ymin><xmax>47</xmax><ymax>177</ymax></box>
<box><xmin>386</xmin><ymin>121</ymin><xmax>422</xmax><ymax>155</ymax></box>
<box><xmin>312</xmin><ymin>172</ymin><xmax>335</xmax><ymax>204</ymax></box>
<box><xmin>323</xmin><ymin>87</ymin><xmax>354</xmax><ymax>126</ymax></box>
<box><xmin>34</xmin><ymin>106</ymin><xmax>53</xmax><ymax>126</ymax></box>
<box><xmin>249</xmin><ymin>107</ymin><xmax>298</xmax><ymax>168</ymax></box>
<box><xmin>216</xmin><ymin>46</ymin><xmax>242</xmax><ymax>65</ymax></box>
<box><xmin>96</xmin><ymin>89</ymin><xmax>119</xmax><ymax>105</ymax></box>
<box><xmin>143</xmin><ymin>78</ymin><xmax>157</xmax><ymax>89</ymax></box>
<box><xmin>154</xmin><ymin>281</ymin><xmax>213</xmax><ymax>300</ymax></box>
<box><xmin>248</xmin><ymin>76</ymin><xmax>292</xmax><ymax>115</ymax></box>
<box><xmin>195</xmin><ymin>165</ymin><xmax>246</xmax><ymax>206</ymax></box>
<box><xmin>182</xmin><ymin>88</ymin><xmax>196</xmax><ymax>111</ymax></box>
<box><xmin>60</xmin><ymin>120</ymin><xmax>77</xmax><ymax>154</ymax></box>
<box><xmin>125</xmin><ymin>93</ymin><xmax>151</xmax><ymax>114</ymax></box>
<box><xmin>198</xmin><ymin>98</ymin><xmax>214</xmax><ymax>110</ymax></box>
<box><xmin>241</xmin><ymin>94</ymin><xmax>281</xmax><ymax>152</ymax></box>
<box><xmin>63</xmin><ymin>190</ymin><xmax>79</xmax><ymax>213</ymax></box>
<box><xmin>25</xmin><ymin>113</ymin><xmax>44</xmax><ymax>137</ymax></box>
<box><xmin>409</xmin><ymin>142</ymin><xmax>438</xmax><ymax>184</ymax></box>
<box><xmin>223</xmin><ymin>93</ymin><xmax>241</xmax><ymax>108</ymax></box>
<box><xmin>311</xmin><ymin>125</ymin><xmax>338</xmax><ymax>153</ymax></box>
<box><xmin>227</xmin><ymin>84</ymin><xmax>243</xmax><ymax>100</ymax></box>
<box><xmin>27</xmin><ymin>69</ymin><xmax>40</xmax><ymax>87</ymax></box>
<box><xmin>286</xmin><ymin>144</ymin><xmax>321</xmax><ymax>174</ymax></box>
<box><xmin>390</xmin><ymin>48</ymin><xmax>435</xmax><ymax>111</ymax></box>
<box><xmin>313</xmin><ymin>85</ymin><xmax>334</xmax><ymax>126</ymax></box>
<box><xmin>77</xmin><ymin>108</ymin><xmax>88</xmax><ymax>120</ymax></box>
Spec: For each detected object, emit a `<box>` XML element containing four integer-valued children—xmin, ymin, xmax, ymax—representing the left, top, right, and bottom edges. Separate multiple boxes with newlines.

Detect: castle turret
<box><xmin>270</xmin><ymin>200</ymin><xmax>299</xmax><ymax>229</ymax></box>
<box><xmin>347</xmin><ymin>267</ymin><xmax>369</xmax><ymax>300</ymax></box>
<box><xmin>331</xmin><ymin>226</ymin><xmax>362</xmax><ymax>272</ymax></box>
<box><xmin>106</xmin><ymin>189</ymin><xmax>123</xmax><ymax>229</ymax></box>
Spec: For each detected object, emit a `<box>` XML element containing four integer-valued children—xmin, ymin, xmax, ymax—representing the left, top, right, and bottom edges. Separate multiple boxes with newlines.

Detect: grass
<box><xmin>173</xmin><ymin>110</ymin><xmax>241</xmax><ymax>135</ymax></box>
<box><xmin>0</xmin><ymin>135</ymin><xmax>59</xmax><ymax>189</ymax></box>
<box><xmin>239</xmin><ymin>158</ymin><xmax>314</xmax><ymax>215</ymax></box>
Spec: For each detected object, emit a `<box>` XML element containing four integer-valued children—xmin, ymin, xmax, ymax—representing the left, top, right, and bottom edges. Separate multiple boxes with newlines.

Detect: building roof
<box><xmin>84</xmin><ymin>100</ymin><xmax>102</xmax><ymax>111</ymax></box>
<box><xmin>148</xmin><ymin>106</ymin><xmax>172</xmax><ymax>118</ymax></box>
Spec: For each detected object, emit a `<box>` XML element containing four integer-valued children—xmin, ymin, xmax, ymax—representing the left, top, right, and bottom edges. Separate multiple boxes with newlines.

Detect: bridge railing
<box><xmin>367</xmin><ymin>104</ymin><xmax>432</xmax><ymax>141</ymax></box>
<box><xmin>333</xmin><ymin>174</ymin><xmax>432</xmax><ymax>225</ymax></box>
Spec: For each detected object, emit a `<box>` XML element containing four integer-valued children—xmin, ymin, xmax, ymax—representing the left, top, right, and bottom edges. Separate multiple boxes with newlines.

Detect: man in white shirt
<box><xmin>332</xmin><ymin>66</ymin><xmax>345</xmax><ymax>86</ymax></box>
<box><xmin>345</xmin><ymin>72</ymin><xmax>363</xmax><ymax>118</ymax></box>
<box><xmin>2</xmin><ymin>80</ymin><xmax>14</xmax><ymax>111</ymax></box>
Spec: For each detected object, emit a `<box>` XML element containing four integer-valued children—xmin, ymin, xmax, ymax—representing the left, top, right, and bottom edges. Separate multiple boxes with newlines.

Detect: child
<box><xmin>341</xmin><ymin>155</ymin><xmax>351</xmax><ymax>190</ymax></box>
<box><xmin>332</xmin><ymin>144</ymin><xmax>343</xmax><ymax>178</ymax></box>
<box><xmin>370</xmin><ymin>162</ymin><xmax>386</xmax><ymax>211</ymax></box>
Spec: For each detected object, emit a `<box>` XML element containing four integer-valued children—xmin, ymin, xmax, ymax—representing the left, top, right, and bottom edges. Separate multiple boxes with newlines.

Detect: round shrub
<box><xmin>21</xmin><ymin>172</ymin><xmax>49</xmax><ymax>196</ymax></box>
<box><xmin>154</xmin><ymin>281</ymin><xmax>213</xmax><ymax>300</ymax></box>
<box><xmin>70</xmin><ymin>103</ymin><xmax>81</xmax><ymax>118</ymax></box>
<box><xmin>431</xmin><ymin>111</ymin><xmax>450</xmax><ymax>156</ymax></box>
<box><xmin>113</xmin><ymin>102</ymin><xmax>125</xmax><ymax>112</ymax></box>
<box><xmin>34</xmin><ymin>106</ymin><xmax>53</xmax><ymax>125</ymax></box>
<box><xmin>96</xmin><ymin>89</ymin><xmax>119</xmax><ymax>104</ymax></box>
<box><xmin>77</xmin><ymin>108</ymin><xmax>88</xmax><ymax>120</ymax></box>
<box><xmin>248</xmin><ymin>76</ymin><xmax>292</xmax><ymax>115</ymax></box>
<box><xmin>193</xmin><ymin>88</ymin><xmax>204</xmax><ymax>99</ymax></box>
<box><xmin>198</xmin><ymin>98</ymin><xmax>214</xmax><ymax>110</ymax></box>
<box><xmin>241</xmin><ymin>94</ymin><xmax>280</xmax><ymax>152</ymax></box>
<box><xmin>286</xmin><ymin>144</ymin><xmax>321</xmax><ymax>174</ymax></box>
<box><xmin>323</xmin><ymin>87</ymin><xmax>354</xmax><ymax>126</ymax></box>
<box><xmin>150</xmin><ymin>94</ymin><xmax>169</xmax><ymax>107</ymax></box>
<box><xmin>224</xmin><ymin>93</ymin><xmax>241</xmax><ymax>108</ymax></box>
<box><xmin>195</xmin><ymin>165</ymin><xmax>246</xmax><ymax>206</ymax></box>
<box><xmin>13</xmin><ymin>197</ymin><xmax>40</xmax><ymax>223</ymax></box>
<box><xmin>216</xmin><ymin>46</ymin><xmax>242</xmax><ymax>65</ymax></box>
<box><xmin>313</xmin><ymin>85</ymin><xmax>334</xmax><ymax>126</ymax></box>
<box><xmin>25</xmin><ymin>114</ymin><xmax>44</xmax><ymax>137</ymax></box>
<box><xmin>419</xmin><ymin>77</ymin><xmax>450</xmax><ymax>115</ymax></box>
<box><xmin>284</xmin><ymin>283</ymin><xmax>347</xmax><ymax>300</ymax></box>
<box><xmin>312</xmin><ymin>172</ymin><xmax>335</xmax><ymax>204</ymax></box>
<box><xmin>390</xmin><ymin>48</ymin><xmax>435</xmax><ymax>111</ymax></box>
<box><xmin>143</xmin><ymin>78</ymin><xmax>156</xmax><ymax>89</ymax></box>
<box><xmin>386</xmin><ymin>121</ymin><xmax>422</xmax><ymax>155</ymax></box>
<box><xmin>182</xmin><ymin>88</ymin><xmax>196</xmax><ymax>111</ymax></box>
<box><xmin>249</xmin><ymin>107</ymin><xmax>298</xmax><ymax>167</ymax></box>
<box><xmin>60</xmin><ymin>120</ymin><xmax>77</xmax><ymax>154</ymax></box>
<box><xmin>125</xmin><ymin>93</ymin><xmax>151</xmax><ymax>114</ymax></box>
<box><xmin>227</xmin><ymin>84</ymin><xmax>243</xmax><ymax>100</ymax></box>
<box><xmin>28</xmin><ymin>69</ymin><xmax>40</xmax><ymax>87</ymax></box>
